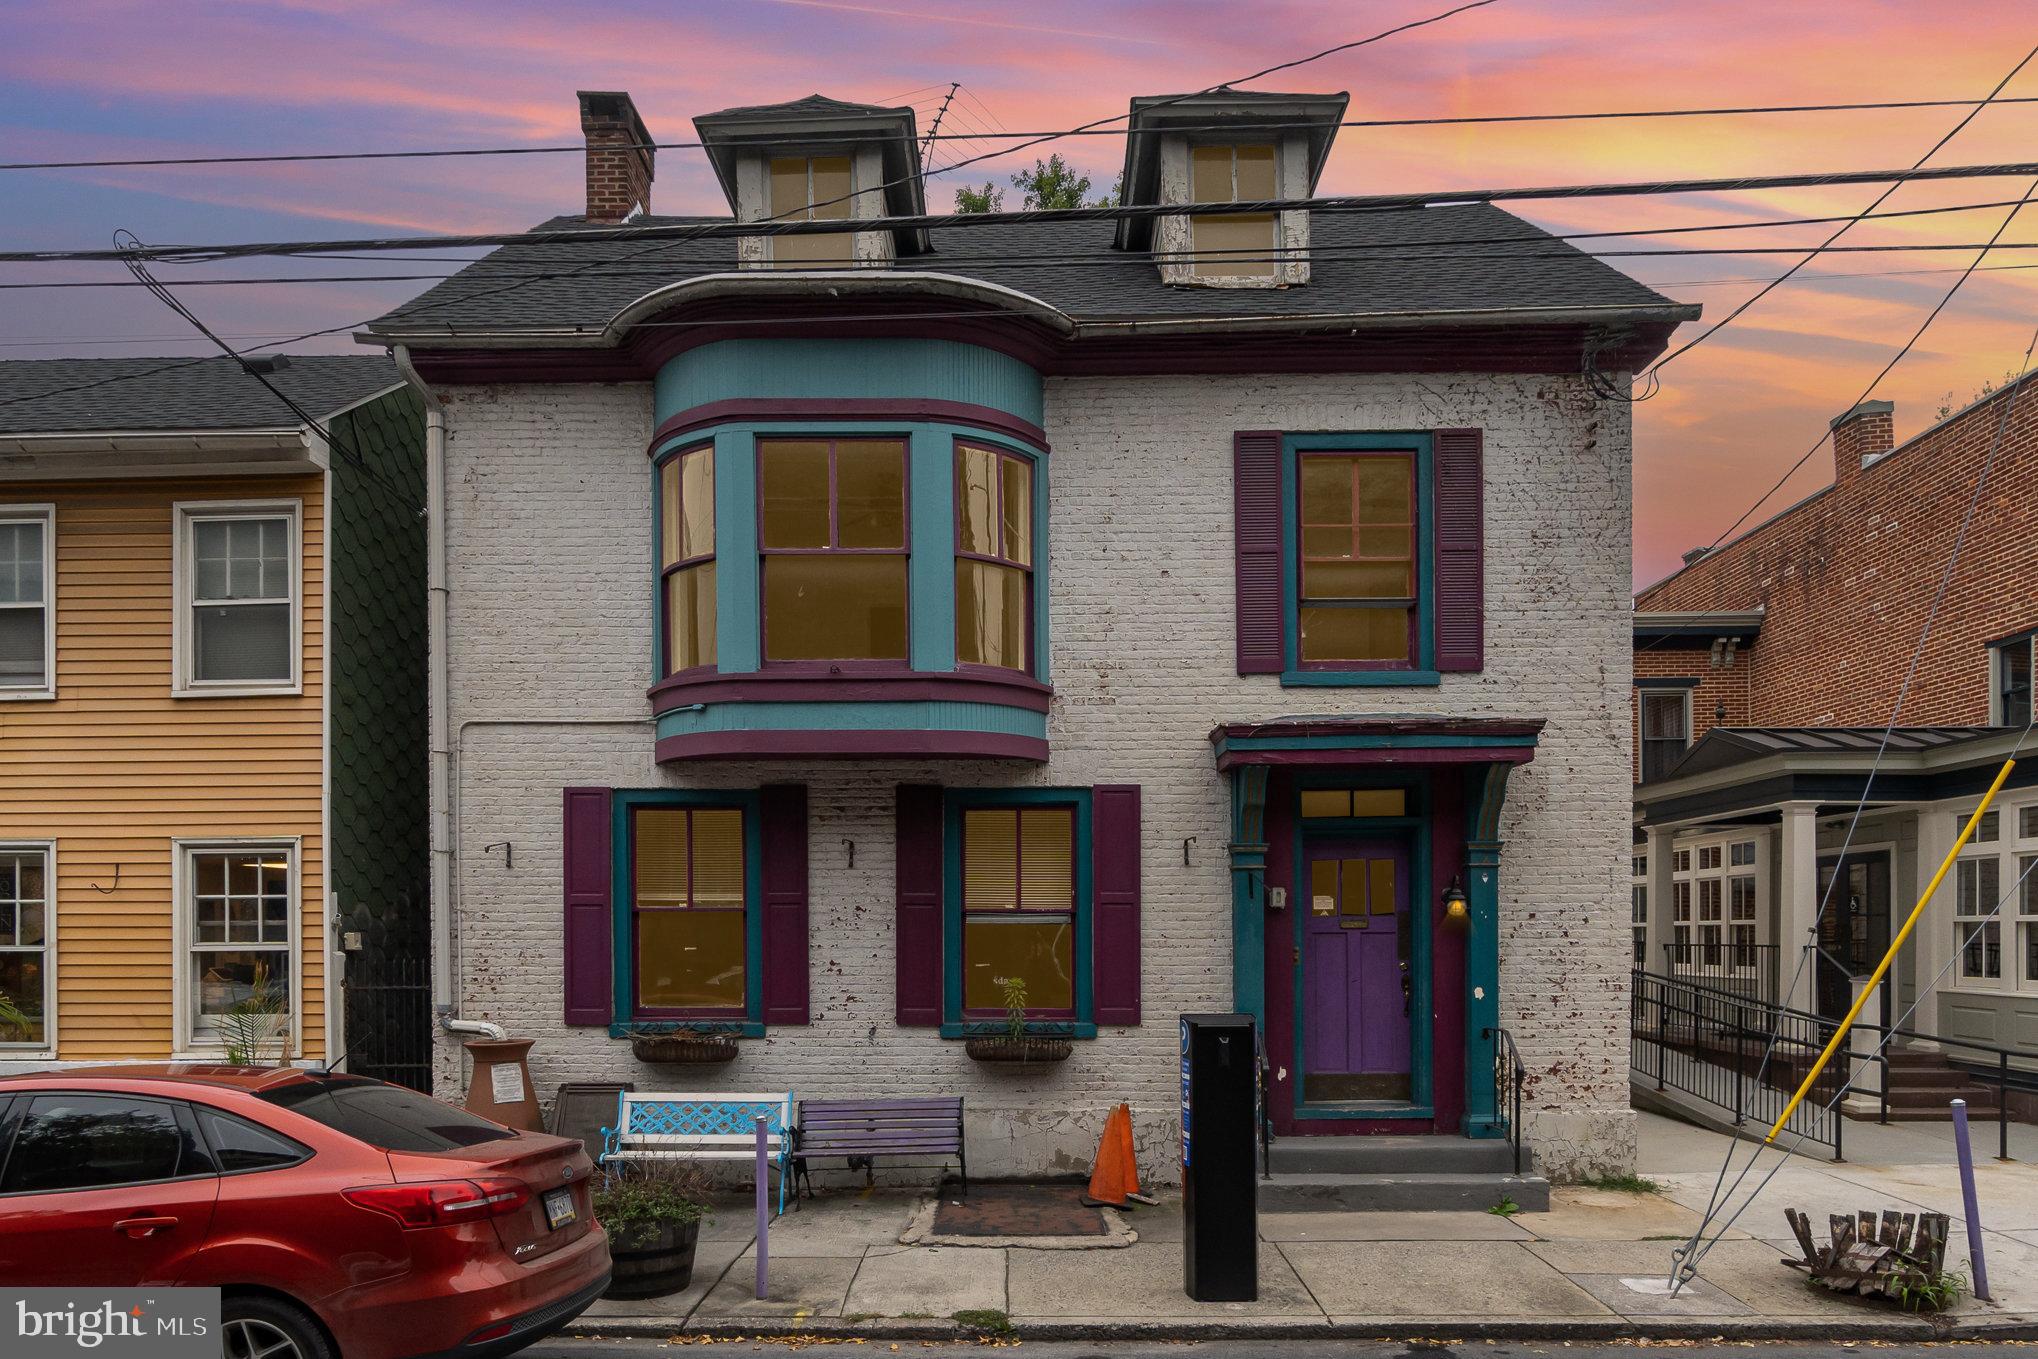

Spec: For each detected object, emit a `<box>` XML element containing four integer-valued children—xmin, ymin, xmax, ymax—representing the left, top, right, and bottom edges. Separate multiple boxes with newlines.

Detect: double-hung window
<box><xmin>630</xmin><ymin>805</ymin><xmax>748</xmax><ymax>1014</ymax></box>
<box><xmin>0</xmin><ymin>507</ymin><xmax>54</xmax><ymax>699</ymax></box>
<box><xmin>1297</xmin><ymin>450</ymin><xmax>1418</xmax><ymax>667</ymax></box>
<box><xmin>956</xmin><ymin>800</ymin><xmax>1084</xmax><ymax>1021</ymax></box>
<box><xmin>660</xmin><ymin>445</ymin><xmax>716</xmax><ymax>674</ymax></box>
<box><xmin>1955</xmin><ymin>808</ymin><xmax>2004</xmax><ymax>984</ymax></box>
<box><xmin>0</xmin><ymin>845</ymin><xmax>50</xmax><ymax>1050</ymax></box>
<box><xmin>1630</xmin><ymin>853</ymin><xmax>1648</xmax><ymax>969</ymax></box>
<box><xmin>1639</xmin><ymin>690</ymin><xmax>1692</xmax><ymax>782</ymax></box>
<box><xmin>759</xmin><ymin>438</ymin><xmax>907</xmax><ymax>662</ymax></box>
<box><xmin>955</xmin><ymin>444</ymin><xmax>1034</xmax><ymax>672</ymax></box>
<box><xmin>768</xmin><ymin>156</ymin><xmax>854</xmax><ymax>268</ymax></box>
<box><xmin>1993</xmin><ymin>633</ymin><xmax>2034</xmax><ymax>728</ymax></box>
<box><xmin>180</xmin><ymin>842</ymin><xmax>294</xmax><ymax>1054</ymax></box>
<box><xmin>1189</xmin><ymin>144</ymin><xmax>1278</xmax><ymax>278</ymax></box>
<box><xmin>1668</xmin><ymin>835</ymin><xmax>1764</xmax><ymax>974</ymax></box>
<box><xmin>176</xmin><ymin>502</ymin><xmax>298</xmax><ymax>694</ymax></box>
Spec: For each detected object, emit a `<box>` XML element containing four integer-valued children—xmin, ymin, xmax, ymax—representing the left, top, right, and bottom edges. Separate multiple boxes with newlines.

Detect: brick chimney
<box><xmin>578</xmin><ymin>90</ymin><xmax>654</xmax><ymax>222</ymax></box>
<box><xmin>1829</xmin><ymin>399</ymin><xmax>1894</xmax><ymax>482</ymax></box>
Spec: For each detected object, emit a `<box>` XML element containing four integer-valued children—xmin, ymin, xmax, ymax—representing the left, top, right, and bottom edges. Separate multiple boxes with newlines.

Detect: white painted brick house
<box><xmin>362</xmin><ymin>89</ymin><xmax>1697</xmax><ymax>1185</ymax></box>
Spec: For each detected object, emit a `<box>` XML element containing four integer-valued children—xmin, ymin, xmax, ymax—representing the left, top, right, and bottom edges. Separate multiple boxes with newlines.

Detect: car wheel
<box><xmin>221</xmin><ymin>1295</ymin><xmax>333</xmax><ymax>1359</ymax></box>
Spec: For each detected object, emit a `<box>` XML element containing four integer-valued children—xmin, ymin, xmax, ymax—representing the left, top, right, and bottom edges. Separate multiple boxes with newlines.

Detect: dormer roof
<box><xmin>692</xmin><ymin>94</ymin><xmax>928</xmax><ymax>254</ymax></box>
<box><xmin>1115</xmin><ymin>89</ymin><xmax>1349</xmax><ymax>251</ymax></box>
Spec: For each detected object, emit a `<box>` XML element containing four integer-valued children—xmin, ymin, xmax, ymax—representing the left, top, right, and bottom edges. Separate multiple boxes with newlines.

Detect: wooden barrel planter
<box><xmin>604</xmin><ymin>1219</ymin><xmax>701</xmax><ymax>1299</ymax></box>
<box><xmin>630</xmin><ymin>1033</ymin><xmax>738</xmax><ymax>1065</ymax></box>
<box><xmin>965</xmin><ymin>1036</ymin><xmax>1073</xmax><ymax>1064</ymax></box>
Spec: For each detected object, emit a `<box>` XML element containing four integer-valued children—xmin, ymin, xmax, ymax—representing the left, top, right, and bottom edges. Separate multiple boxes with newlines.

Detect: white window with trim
<box><xmin>1630</xmin><ymin>852</ymin><xmax>1648</xmax><ymax>969</ymax></box>
<box><xmin>1669</xmin><ymin>831</ymin><xmax>1767</xmax><ymax>974</ymax></box>
<box><xmin>174</xmin><ymin>841</ymin><xmax>296</xmax><ymax>1056</ymax></box>
<box><xmin>0</xmin><ymin>506</ymin><xmax>55</xmax><ymax>700</ymax></box>
<box><xmin>1950</xmin><ymin>802</ymin><xmax>2038</xmax><ymax>989</ymax></box>
<box><xmin>0</xmin><ymin>843</ymin><xmax>52</xmax><ymax>1052</ymax></box>
<box><xmin>174</xmin><ymin>501</ymin><xmax>300</xmax><ymax>696</ymax></box>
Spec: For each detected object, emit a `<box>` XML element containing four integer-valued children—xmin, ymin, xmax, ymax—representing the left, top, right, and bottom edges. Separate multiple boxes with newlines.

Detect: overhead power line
<box><xmin>13</xmin><ymin>96</ymin><xmax>2038</xmax><ymax>172</ymax></box>
<box><xmin>13</xmin><ymin>161</ymin><xmax>2038</xmax><ymax>266</ymax></box>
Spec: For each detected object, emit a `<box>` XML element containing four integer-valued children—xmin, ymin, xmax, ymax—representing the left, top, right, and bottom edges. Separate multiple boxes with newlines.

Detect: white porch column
<box><xmin>1906</xmin><ymin>805</ymin><xmax>1955</xmax><ymax>1050</ymax></box>
<box><xmin>1645</xmin><ymin>823</ymin><xmax>1677</xmax><ymax>975</ymax></box>
<box><xmin>1842</xmin><ymin>973</ymin><xmax>1888</xmax><ymax>1113</ymax></box>
<box><xmin>1778</xmin><ymin>802</ymin><xmax>1821</xmax><ymax>1013</ymax></box>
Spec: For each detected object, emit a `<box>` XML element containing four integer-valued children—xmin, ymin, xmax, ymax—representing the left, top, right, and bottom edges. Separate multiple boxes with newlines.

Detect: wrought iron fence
<box><xmin>341</xmin><ymin>952</ymin><xmax>432</xmax><ymax>1093</ymax></box>
<box><xmin>1663</xmin><ymin>940</ymin><xmax>1779</xmax><ymax>1006</ymax></box>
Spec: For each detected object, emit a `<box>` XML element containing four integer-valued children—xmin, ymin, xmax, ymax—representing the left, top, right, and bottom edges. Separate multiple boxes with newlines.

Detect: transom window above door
<box><xmin>758</xmin><ymin>437</ymin><xmax>908</xmax><ymax>663</ymax></box>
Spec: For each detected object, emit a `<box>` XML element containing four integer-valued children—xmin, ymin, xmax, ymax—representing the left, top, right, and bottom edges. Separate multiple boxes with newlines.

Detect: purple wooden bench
<box><xmin>792</xmin><ymin>1097</ymin><xmax>966</xmax><ymax>1200</ymax></box>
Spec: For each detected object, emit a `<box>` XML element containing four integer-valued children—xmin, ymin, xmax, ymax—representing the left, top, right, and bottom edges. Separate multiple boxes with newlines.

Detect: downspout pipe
<box><xmin>390</xmin><ymin>346</ymin><xmax>474</xmax><ymax>1045</ymax></box>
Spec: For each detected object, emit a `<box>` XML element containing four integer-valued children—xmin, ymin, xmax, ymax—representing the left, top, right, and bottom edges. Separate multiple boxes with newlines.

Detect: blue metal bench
<box><xmin>600</xmin><ymin>1090</ymin><xmax>796</xmax><ymax>1216</ymax></box>
<box><xmin>792</xmin><ymin>1097</ymin><xmax>966</xmax><ymax>1200</ymax></box>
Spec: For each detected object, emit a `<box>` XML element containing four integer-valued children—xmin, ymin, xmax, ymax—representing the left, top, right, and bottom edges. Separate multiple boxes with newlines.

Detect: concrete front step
<box><xmin>1260</xmin><ymin>1171</ymin><xmax>1551</xmax><ymax>1213</ymax></box>
<box><xmin>1266</xmin><ymin>1133</ymin><xmax>1518</xmax><ymax>1176</ymax></box>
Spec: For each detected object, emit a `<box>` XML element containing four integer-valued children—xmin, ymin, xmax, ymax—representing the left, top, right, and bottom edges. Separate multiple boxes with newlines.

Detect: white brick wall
<box><xmin>435</xmin><ymin>370</ymin><xmax>1635</xmax><ymax>1182</ymax></box>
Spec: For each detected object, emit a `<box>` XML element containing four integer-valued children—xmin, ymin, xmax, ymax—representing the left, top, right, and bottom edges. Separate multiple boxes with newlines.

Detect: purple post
<box><xmin>1952</xmin><ymin>1098</ymin><xmax>1992</xmax><ymax>1302</ymax></box>
<box><xmin>758</xmin><ymin>1124</ymin><xmax>770</xmax><ymax>1303</ymax></box>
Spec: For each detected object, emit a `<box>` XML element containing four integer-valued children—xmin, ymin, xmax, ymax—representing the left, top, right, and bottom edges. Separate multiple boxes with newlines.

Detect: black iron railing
<box><xmin>1663</xmin><ymin>940</ymin><xmax>1779</xmax><ymax>1006</ymax></box>
<box><xmin>1493</xmin><ymin>1026</ymin><xmax>1525</xmax><ymax>1175</ymax></box>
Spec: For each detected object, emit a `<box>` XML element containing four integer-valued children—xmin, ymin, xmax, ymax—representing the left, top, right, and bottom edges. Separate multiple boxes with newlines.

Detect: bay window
<box><xmin>1297</xmin><ymin>450</ymin><xmax>1417</xmax><ymax>667</ymax></box>
<box><xmin>1189</xmin><ymin>144</ymin><xmax>1278</xmax><ymax>278</ymax></box>
<box><xmin>1668</xmin><ymin>833</ymin><xmax>1764</xmax><ymax>973</ymax></box>
<box><xmin>631</xmin><ymin>805</ymin><xmax>749</xmax><ymax>1014</ymax></box>
<box><xmin>955</xmin><ymin>443</ymin><xmax>1033</xmax><ymax>672</ymax></box>
<box><xmin>1951</xmin><ymin>800</ymin><xmax>2038</xmax><ymax>989</ymax></box>
<box><xmin>0</xmin><ymin>507</ymin><xmax>53</xmax><ymax>699</ymax></box>
<box><xmin>759</xmin><ymin>437</ymin><xmax>908</xmax><ymax>662</ymax></box>
<box><xmin>661</xmin><ymin>444</ymin><xmax>716</xmax><ymax>673</ymax></box>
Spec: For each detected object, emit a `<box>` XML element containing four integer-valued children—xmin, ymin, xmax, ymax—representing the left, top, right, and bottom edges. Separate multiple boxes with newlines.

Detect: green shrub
<box><xmin>592</xmin><ymin>1159</ymin><xmax>713</xmax><ymax>1238</ymax></box>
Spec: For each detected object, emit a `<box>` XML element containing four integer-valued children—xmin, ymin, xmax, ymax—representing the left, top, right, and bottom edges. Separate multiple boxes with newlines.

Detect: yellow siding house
<box><xmin>0</xmin><ymin>356</ymin><xmax>426</xmax><ymax>1076</ymax></box>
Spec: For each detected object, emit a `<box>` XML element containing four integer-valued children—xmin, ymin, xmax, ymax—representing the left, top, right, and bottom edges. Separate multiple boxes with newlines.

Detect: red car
<box><xmin>0</xmin><ymin>1065</ymin><xmax>611</xmax><ymax>1359</ymax></box>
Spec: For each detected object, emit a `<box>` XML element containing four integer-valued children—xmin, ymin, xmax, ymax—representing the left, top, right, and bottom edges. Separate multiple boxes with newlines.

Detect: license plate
<box><xmin>543</xmin><ymin>1187</ymin><xmax>576</xmax><ymax>1230</ymax></box>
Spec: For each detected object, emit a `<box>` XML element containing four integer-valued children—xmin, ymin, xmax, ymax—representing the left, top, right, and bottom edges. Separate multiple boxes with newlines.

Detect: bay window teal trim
<box><xmin>658</xmin><ymin>699</ymin><xmax>1046</xmax><ymax>739</ymax></box>
<box><xmin>909</xmin><ymin>427</ymin><xmax>955</xmax><ymax>672</ymax></box>
<box><xmin>655</xmin><ymin>338</ymin><xmax>1045</xmax><ymax>428</ymax></box>
<box><xmin>609</xmin><ymin>789</ymin><xmax>765</xmax><ymax>1030</ymax></box>
<box><xmin>1278</xmin><ymin>431</ymin><xmax>1436</xmax><ymax>688</ymax></box>
<box><xmin>939</xmin><ymin>787</ymin><xmax>1095</xmax><ymax>1036</ymax></box>
<box><xmin>713</xmin><ymin>428</ymin><xmax>761</xmax><ymax>673</ymax></box>
<box><xmin>1032</xmin><ymin>450</ymin><xmax>1052</xmax><ymax>686</ymax></box>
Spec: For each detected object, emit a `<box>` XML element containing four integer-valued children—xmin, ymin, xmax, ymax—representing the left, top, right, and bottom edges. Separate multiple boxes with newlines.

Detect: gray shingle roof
<box><xmin>363</xmin><ymin>203</ymin><xmax>1684</xmax><ymax>338</ymax></box>
<box><xmin>0</xmin><ymin>355</ymin><xmax>400</xmax><ymax>435</ymax></box>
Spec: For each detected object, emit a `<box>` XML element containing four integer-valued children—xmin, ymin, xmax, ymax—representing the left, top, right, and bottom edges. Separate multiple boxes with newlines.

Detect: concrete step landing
<box><xmin>1260</xmin><ymin>1135</ymin><xmax>1548</xmax><ymax>1212</ymax></box>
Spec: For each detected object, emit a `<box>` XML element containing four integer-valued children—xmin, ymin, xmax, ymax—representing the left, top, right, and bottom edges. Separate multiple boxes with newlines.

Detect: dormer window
<box><xmin>1190</xmin><ymin>145</ymin><xmax>1278</xmax><ymax>279</ymax></box>
<box><xmin>768</xmin><ymin>156</ymin><xmax>855</xmax><ymax>268</ymax></box>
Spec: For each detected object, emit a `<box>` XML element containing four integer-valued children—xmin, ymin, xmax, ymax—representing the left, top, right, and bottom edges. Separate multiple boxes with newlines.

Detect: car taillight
<box><xmin>345</xmin><ymin>1177</ymin><xmax>532</xmax><ymax>1229</ymax></box>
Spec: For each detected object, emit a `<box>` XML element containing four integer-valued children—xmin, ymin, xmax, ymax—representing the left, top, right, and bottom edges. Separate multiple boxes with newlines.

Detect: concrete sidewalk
<box><xmin>570</xmin><ymin>1111</ymin><xmax>2038</xmax><ymax>1340</ymax></box>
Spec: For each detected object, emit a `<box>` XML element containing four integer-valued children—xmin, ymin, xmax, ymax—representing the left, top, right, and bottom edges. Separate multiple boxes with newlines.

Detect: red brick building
<box><xmin>1630</xmin><ymin>381</ymin><xmax>2038</xmax><ymax>1088</ymax></box>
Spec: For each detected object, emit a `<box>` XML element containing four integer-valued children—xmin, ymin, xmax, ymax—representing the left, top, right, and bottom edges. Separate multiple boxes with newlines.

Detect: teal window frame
<box><xmin>1290</xmin><ymin>771</ymin><xmax>1434</xmax><ymax>1119</ymax></box>
<box><xmin>1280</xmin><ymin>431</ymin><xmax>1438</xmax><ymax>688</ymax></box>
<box><xmin>607</xmin><ymin>788</ymin><xmax>766</xmax><ymax>1038</ymax></box>
<box><xmin>939</xmin><ymin>787</ymin><xmax>1096</xmax><ymax>1039</ymax></box>
<box><xmin>649</xmin><ymin>421</ymin><xmax>1050</xmax><ymax>684</ymax></box>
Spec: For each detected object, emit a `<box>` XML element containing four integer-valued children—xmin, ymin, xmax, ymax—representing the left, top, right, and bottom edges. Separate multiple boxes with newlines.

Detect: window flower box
<box><xmin>964</xmin><ymin>1035</ymin><xmax>1073</xmax><ymax>1064</ymax></box>
<box><xmin>629</xmin><ymin>1031</ymin><xmax>740</xmax><ymax>1065</ymax></box>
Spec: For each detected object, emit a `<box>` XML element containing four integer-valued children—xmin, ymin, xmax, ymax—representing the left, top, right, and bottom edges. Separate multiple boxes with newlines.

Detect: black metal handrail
<box><xmin>1633</xmin><ymin>968</ymin><xmax>2030</xmax><ymax>1160</ymax></box>
<box><xmin>1493</xmin><ymin>1026</ymin><xmax>1525</xmax><ymax>1175</ymax></box>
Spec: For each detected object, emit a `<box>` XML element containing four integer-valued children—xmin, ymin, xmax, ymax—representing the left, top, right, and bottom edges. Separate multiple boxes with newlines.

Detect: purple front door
<box><xmin>1302</xmin><ymin>839</ymin><xmax>1412</xmax><ymax>1102</ymax></box>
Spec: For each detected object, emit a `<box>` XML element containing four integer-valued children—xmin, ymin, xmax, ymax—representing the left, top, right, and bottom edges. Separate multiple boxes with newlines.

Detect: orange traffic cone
<box><xmin>1084</xmin><ymin>1103</ymin><xmax>1142</xmax><ymax>1208</ymax></box>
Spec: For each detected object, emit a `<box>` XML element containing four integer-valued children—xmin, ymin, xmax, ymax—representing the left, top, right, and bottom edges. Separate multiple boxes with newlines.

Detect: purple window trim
<box><xmin>658</xmin><ymin>443</ymin><xmax>717</xmax><ymax>680</ymax></box>
<box><xmin>1433</xmin><ymin>427</ymin><xmax>1485</xmax><ymax>673</ymax></box>
<box><xmin>627</xmin><ymin>803</ymin><xmax>750</xmax><ymax>1020</ymax></box>
<box><xmin>756</xmin><ymin>435</ymin><xmax>912</xmax><ymax>666</ymax></box>
<box><xmin>648</xmin><ymin>667</ymin><xmax>1053</xmax><ymax>712</ymax></box>
<box><xmin>1296</xmin><ymin>448</ymin><xmax>1419</xmax><ymax>672</ymax></box>
<box><xmin>649</xmin><ymin>398</ymin><xmax>1049</xmax><ymax>454</ymax></box>
<box><xmin>563</xmin><ymin>787</ymin><xmax>613</xmax><ymax>1026</ymax></box>
<box><xmin>896</xmin><ymin>783</ymin><xmax>945</xmax><ymax>1026</ymax></box>
<box><xmin>959</xmin><ymin>804</ymin><xmax>1079</xmax><ymax>1021</ymax></box>
<box><xmin>953</xmin><ymin>440</ymin><xmax>1036</xmax><ymax>678</ymax></box>
<box><xmin>1234</xmin><ymin>430</ymin><xmax>1284</xmax><ymax>675</ymax></box>
<box><xmin>1210</xmin><ymin>745</ymin><xmax>1537</xmax><ymax>771</ymax></box>
<box><xmin>1090</xmin><ymin>783</ymin><xmax>1141</xmax><ymax>1027</ymax></box>
<box><xmin>658</xmin><ymin>729</ymin><xmax>1048</xmax><ymax>762</ymax></box>
<box><xmin>759</xmin><ymin>783</ymin><xmax>809</xmax><ymax>1026</ymax></box>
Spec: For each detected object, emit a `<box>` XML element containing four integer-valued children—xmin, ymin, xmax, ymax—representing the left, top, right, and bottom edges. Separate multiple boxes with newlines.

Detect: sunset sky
<box><xmin>5</xmin><ymin>0</ymin><xmax>2036</xmax><ymax>587</ymax></box>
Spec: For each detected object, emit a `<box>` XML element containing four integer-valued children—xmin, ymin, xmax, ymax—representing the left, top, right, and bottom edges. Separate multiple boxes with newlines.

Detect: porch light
<box><xmin>1442</xmin><ymin>876</ymin><xmax>1469</xmax><ymax>929</ymax></box>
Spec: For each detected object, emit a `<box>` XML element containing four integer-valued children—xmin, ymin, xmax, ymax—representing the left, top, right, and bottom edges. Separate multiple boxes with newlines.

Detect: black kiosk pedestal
<box><xmin>1180</xmin><ymin>1013</ymin><xmax>1258</xmax><ymax>1301</ymax></box>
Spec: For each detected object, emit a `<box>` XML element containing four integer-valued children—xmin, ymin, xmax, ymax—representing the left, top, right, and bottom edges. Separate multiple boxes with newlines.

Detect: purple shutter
<box><xmin>1233</xmin><ymin>430</ymin><xmax>1285</xmax><ymax>674</ymax></box>
<box><xmin>562</xmin><ymin>787</ymin><xmax>613</xmax><ymax>1026</ymax></box>
<box><xmin>895</xmin><ymin>784</ymin><xmax>944</xmax><ymax>1026</ymax></box>
<box><xmin>1091</xmin><ymin>784</ymin><xmax>1142</xmax><ymax>1026</ymax></box>
<box><xmin>760</xmin><ymin>784</ymin><xmax>810</xmax><ymax>1025</ymax></box>
<box><xmin>1434</xmin><ymin>427</ymin><xmax>1485</xmax><ymax>672</ymax></box>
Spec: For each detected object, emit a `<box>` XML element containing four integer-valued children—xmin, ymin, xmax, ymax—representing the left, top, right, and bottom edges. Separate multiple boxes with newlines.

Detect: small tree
<box><xmin>218</xmin><ymin>963</ymin><xmax>288</xmax><ymax>1066</ymax></box>
<box><xmin>0</xmin><ymin>991</ymin><xmax>33</xmax><ymax>1044</ymax></box>
<box><xmin>954</xmin><ymin>182</ymin><xmax>1005</xmax><ymax>214</ymax></box>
